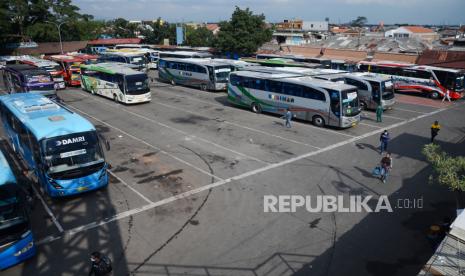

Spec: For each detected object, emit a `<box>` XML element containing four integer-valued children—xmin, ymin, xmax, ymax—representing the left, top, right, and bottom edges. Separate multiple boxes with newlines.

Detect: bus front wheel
<box><xmin>430</xmin><ymin>91</ymin><xmax>440</xmax><ymax>99</ymax></box>
<box><xmin>171</xmin><ymin>79</ymin><xmax>176</xmax><ymax>86</ymax></box>
<box><xmin>251</xmin><ymin>103</ymin><xmax>262</xmax><ymax>114</ymax></box>
<box><xmin>200</xmin><ymin>84</ymin><xmax>207</xmax><ymax>91</ymax></box>
<box><xmin>113</xmin><ymin>94</ymin><xmax>118</xmax><ymax>103</ymax></box>
<box><xmin>312</xmin><ymin>115</ymin><xmax>325</xmax><ymax>127</ymax></box>
<box><xmin>360</xmin><ymin>101</ymin><xmax>367</xmax><ymax>110</ymax></box>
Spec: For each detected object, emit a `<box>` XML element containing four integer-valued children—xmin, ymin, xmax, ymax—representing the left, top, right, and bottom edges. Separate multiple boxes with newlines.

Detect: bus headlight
<box><xmin>13</xmin><ymin>242</ymin><xmax>34</xmax><ymax>256</ymax></box>
<box><xmin>48</xmin><ymin>178</ymin><xmax>63</xmax><ymax>189</ymax></box>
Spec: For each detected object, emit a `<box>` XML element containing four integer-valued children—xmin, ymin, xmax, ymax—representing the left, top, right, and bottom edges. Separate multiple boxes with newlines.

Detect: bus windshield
<box><xmin>42</xmin><ymin>131</ymin><xmax>105</xmax><ymax>178</ymax></box>
<box><xmin>456</xmin><ymin>75</ymin><xmax>465</xmax><ymax>91</ymax></box>
<box><xmin>129</xmin><ymin>56</ymin><xmax>147</xmax><ymax>67</ymax></box>
<box><xmin>125</xmin><ymin>74</ymin><xmax>149</xmax><ymax>95</ymax></box>
<box><xmin>214</xmin><ymin>67</ymin><xmax>231</xmax><ymax>83</ymax></box>
<box><xmin>382</xmin><ymin>81</ymin><xmax>395</xmax><ymax>100</ymax></box>
<box><xmin>0</xmin><ymin>183</ymin><xmax>28</xmax><ymax>246</ymax></box>
<box><xmin>341</xmin><ymin>89</ymin><xmax>360</xmax><ymax>117</ymax></box>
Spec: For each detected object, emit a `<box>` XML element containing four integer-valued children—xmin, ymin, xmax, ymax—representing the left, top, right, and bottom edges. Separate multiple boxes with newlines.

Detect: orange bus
<box><xmin>46</xmin><ymin>55</ymin><xmax>83</xmax><ymax>86</ymax></box>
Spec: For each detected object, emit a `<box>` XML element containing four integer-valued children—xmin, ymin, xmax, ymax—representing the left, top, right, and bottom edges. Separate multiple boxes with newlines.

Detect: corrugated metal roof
<box><xmin>88</xmin><ymin>38</ymin><xmax>142</xmax><ymax>45</ymax></box>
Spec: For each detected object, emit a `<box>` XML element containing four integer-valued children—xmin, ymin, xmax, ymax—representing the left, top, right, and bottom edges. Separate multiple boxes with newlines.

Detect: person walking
<box><xmin>283</xmin><ymin>108</ymin><xmax>293</xmax><ymax>128</ymax></box>
<box><xmin>375</xmin><ymin>104</ymin><xmax>383</xmax><ymax>123</ymax></box>
<box><xmin>442</xmin><ymin>90</ymin><xmax>451</xmax><ymax>102</ymax></box>
<box><xmin>89</xmin><ymin>252</ymin><xmax>112</xmax><ymax>276</ymax></box>
<box><xmin>380</xmin><ymin>152</ymin><xmax>393</xmax><ymax>183</ymax></box>
<box><xmin>379</xmin><ymin>130</ymin><xmax>390</xmax><ymax>154</ymax></box>
<box><xmin>431</xmin><ymin>121</ymin><xmax>441</xmax><ymax>143</ymax></box>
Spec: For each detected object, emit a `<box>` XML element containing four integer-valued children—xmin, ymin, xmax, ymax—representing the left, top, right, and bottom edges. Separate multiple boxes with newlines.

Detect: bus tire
<box><xmin>113</xmin><ymin>94</ymin><xmax>118</xmax><ymax>103</ymax></box>
<box><xmin>251</xmin><ymin>103</ymin><xmax>262</xmax><ymax>114</ymax></box>
<box><xmin>312</xmin><ymin>115</ymin><xmax>325</xmax><ymax>127</ymax></box>
<box><xmin>430</xmin><ymin>91</ymin><xmax>440</xmax><ymax>99</ymax></box>
<box><xmin>200</xmin><ymin>84</ymin><xmax>207</xmax><ymax>91</ymax></box>
<box><xmin>90</xmin><ymin>88</ymin><xmax>96</xmax><ymax>95</ymax></box>
<box><xmin>171</xmin><ymin>79</ymin><xmax>176</xmax><ymax>86</ymax></box>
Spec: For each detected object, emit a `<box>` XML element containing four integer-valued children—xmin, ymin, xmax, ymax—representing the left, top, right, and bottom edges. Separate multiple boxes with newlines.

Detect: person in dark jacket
<box><xmin>380</xmin><ymin>152</ymin><xmax>393</xmax><ymax>183</ymax></box>
<box><xmin>379</xmin><ymin>130</ymin><xmax>390</xmax><ymax>154</ymax></box>
<box><xmin>89</xmin><ymin>252</ymin><xmax>112</xmax><ymax>276</ymax></box>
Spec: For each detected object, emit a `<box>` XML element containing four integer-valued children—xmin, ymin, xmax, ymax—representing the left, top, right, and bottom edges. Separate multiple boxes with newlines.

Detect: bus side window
<box><xmin>267</xmin><ymin>80</ymin><xmax>282</xmax><ymax>93</ymax></box>
<box><xmin>159</xmin><ymin>60</ymin><xmax>166</xmax><ymax>68</ymax></box>
<box><xmin>31</xmin><ymin>138</ymin><xmax>41</xmax><ymax>165</ymax></box>
<box><xmin>18</xmin><ymin>123</ymin><xmax>32</xmax><ymax>149</ymax></box>
<box><xmin>230</xmin><ymin>74</ymin><xmax>240</xmax><ymax>86</ymax></box>
<box><xmin>186</xmin><ymin>64</ymin><xmax>193</xmax><ymax>72</ymax></box>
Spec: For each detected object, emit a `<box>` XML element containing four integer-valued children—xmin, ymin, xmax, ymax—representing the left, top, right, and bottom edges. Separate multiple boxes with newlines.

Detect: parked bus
<box><xmin>314</xmin><ymin>72</ymin><xmax>396</xmax><ymax>110</ymax></box>
<box><xmin>46</xmin><ymin>55</ymin><xmax>83</xmax><ymax>86</ymax></box>
<box><xmin>99</xmin><ymin>50</ymin><xmax>148</xmax><ymax>72</ymax></box>
<box><xmin>255</xmin><ymin>54</ymin><xmax>332</xmax><ymax>68</ymax></box>
<box><xmin>80</xmin><ymin>63</ymin><xmax>151</xmax><ymax>104</ymax></box>
<box><xmin>0</xmin><ymin>150</ymin><xmax>36</xmax><ymax>270</ymax></box>
<box><xmin>0</xmin><ymin>93</ymin><xmax>110</xmax><ymax>197</ymax></box>
<box><xmin>17</xmin><ymin>56</ymin><xmax>66</xmax><ymax>90</ymax></box>
<box><xmin>228</xmin><ymin>70</ymin><xmax>361</xmax><ymax>128</ymax></box>
<box><xmin>210</xmin><ymin>58</ymin><xmax>255</xmax><ymax>72</ymax></box>
<box><xmin>114</xmin><ymin>44</ymin><xmax>152</xmax><ymax>50</ymax></box>
<box><xmin>159</xmin><ymin>51</ymin><xmax>213</xmax><ymax>59</ymax></box>
<box><xmin>2</xmin><ymin>64</ymin><xmax>56</xmax><ymax>98</ymax></box>
<box><xmin>114</xmin><ymin>48</ymin><xmax>160</xmax><ymax>69</ymax></box>
<box><xmin>241</xmin><ymin>57</ymin><xmax>322</xmax><ymax>69</ymax></box>
<box><xmin>158</xmin><ymin>58</ymin><xmax>231</xmax><ymax>91</ymax></box>
<box><xmin>358</xmin><ymin>61</ymin><xmax>465</xmax><ymax>99</ymax></box>
<box><xmin>68</xmin><ymin>53</ymin><xmax>99</xmax><ymax>64</ymax></box>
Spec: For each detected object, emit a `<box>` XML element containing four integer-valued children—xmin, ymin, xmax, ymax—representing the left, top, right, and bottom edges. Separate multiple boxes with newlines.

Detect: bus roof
<box><xmin>81</xmin><ymin>62</ymin><xmax>144</xmax><ymax>75</ymax></box>
<box><xmin>0</xmin><ymin>150</ymin><xmax>16</xmax><ymax>185</ymax></box>
<box><xmin>102</xmin><ymin>51</ymin><xmax>145</xmax><ymax>57</ymax></box>
<box><xmin>159</xmin><ymin>51</ymin><xmax>212</xmax><ymax>58</ymax></box>
<box><xmin>349</xmin><ymin>72</ymin><xmax>394</xmax><ymax>82</ymax></box>
<box><xmin>18</xmin><ymin>56</ymin><xmax>60</xmax><ymax>68</ymax></box>
<box><xmin>411</xmin><ymin>65</ymin><xmax>464</xmax><ymax>73</ymax></box>
<box><xmin>4</xmin><ymin>64</ymin><xmax>50</xmax><ymax>75</ymax></box>
<box><xmin>161</xmin><ymin>57</ymin><xmax>231</xmax><ymax>67</ymax></box>
<box><xmin>0</xmin><ymin>93</ymin><xmax>95</xmax><ymax>141</ymax></box>
<box><xmin>233</xmin><ymin>70</ymin><xmax>355</xmax><ymax>91</ymax></box>
<box><xmin>48</xmin><ymin>55</ymin><xmax>82</xmax><ymax>63</ymax></box>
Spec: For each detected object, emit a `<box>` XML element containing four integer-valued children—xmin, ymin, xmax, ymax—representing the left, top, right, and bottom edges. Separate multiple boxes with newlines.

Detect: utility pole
<box><xmin>46</xmin><ymin>21</ymin><xmax>65</xmax><ymax>54</ymax></box>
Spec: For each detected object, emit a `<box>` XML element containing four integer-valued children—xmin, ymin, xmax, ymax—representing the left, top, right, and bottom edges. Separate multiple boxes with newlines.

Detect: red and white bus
<box><xmin>358</xmin><ymin>61</ymin><xmax>464</xmax><ymax>100</ymax></box>
<box><xmin>67</xmin><ymin>53</ymin><xmax>99</xmax><ymax>64</ymax></box>
<box><xmin>17</xmin><ymin>56</ymin><xmax>66</xmax><ymax>89</ymax></box>
<box><xmin>46</xmin><ymin>55</ymin><xmax>83</xmax><ymax>86</ymax></box>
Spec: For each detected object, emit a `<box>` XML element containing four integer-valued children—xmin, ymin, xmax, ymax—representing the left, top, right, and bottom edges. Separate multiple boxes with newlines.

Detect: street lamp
<box><xmin>46</xmin><ymin>21</ymin><xmax>65</xmax><ymax>54</ymax></box>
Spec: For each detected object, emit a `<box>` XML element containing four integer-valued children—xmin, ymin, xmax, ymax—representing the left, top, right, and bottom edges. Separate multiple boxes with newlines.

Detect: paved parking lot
<box><xmin>2</xmin><ymin>72</ymin><xmax>465</xmax><ymax>276</ymax></box>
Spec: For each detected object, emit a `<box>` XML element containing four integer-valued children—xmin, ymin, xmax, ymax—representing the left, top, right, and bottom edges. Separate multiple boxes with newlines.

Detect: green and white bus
<box><xmin>158</xmin><ymin>58</ymin><xmax>231</xmax><ymax>91</ymax></box>
<box><xmin>228</xmin><ymin>71</ymin><xmax>361</xmax><ymax>128</ymax></box>
<box><xmin>80</xmin><ymin>63</ymin><xmax>151</xmax><ymax>104</ymax></box>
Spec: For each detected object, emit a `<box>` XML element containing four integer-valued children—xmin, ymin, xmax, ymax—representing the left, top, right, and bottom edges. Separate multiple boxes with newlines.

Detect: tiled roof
<box><xmin>206</xmin><ymin>24</ymin><xmax>219</xmax><ymax>31</ymax></box>
<box><xmin>87</xmin><ymin>38</ymin><xmax>142</xmax><ymax>45</ymax></box>
<box><xmin>403</xmin><ymin>26</ymin><xmax>434</xmax><ymax>33</ymax></box>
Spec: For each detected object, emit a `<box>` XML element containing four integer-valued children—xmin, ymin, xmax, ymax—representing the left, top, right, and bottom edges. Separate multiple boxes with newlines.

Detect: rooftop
<box><xmin>403</xmin><ymin>26</ymin><xmax>435</xmax><ymax>33</ymax></box>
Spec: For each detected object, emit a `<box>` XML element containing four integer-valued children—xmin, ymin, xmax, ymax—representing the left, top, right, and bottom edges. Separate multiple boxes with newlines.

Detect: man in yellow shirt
<box><xmin>431</xmin><ymin>121</ymin><xmax>441</xmax><ymax>143</ymax></box>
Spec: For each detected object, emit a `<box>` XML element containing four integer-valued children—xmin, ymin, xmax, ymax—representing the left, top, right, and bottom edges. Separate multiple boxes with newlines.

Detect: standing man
<box><xmin>376</xmin><ymin>104</ymin><xmax>383</xmax><ymax>123</ymax></box>
<box><xmin>283</xmin><ymin>108</ymin><xmax>293</xmax><ymax>128</ymax></box>
<box><xmin>379</xmin><ymin>130</ymin><xmax>390</xmax><ymax>154</ymax></box>
<box><xmin>431</xmin><ymin>121</ymin><xmax>441</xmax><ymax>143</ymax></box>
<box><xmin>442</xmin><ymin>90</ymin><xmax>451</xmax><ymax>102</ymax></box>
<box><xmin>89</xmin><ymin>252</ymin><xmax>112</xmax><ymax>276</ymax></box>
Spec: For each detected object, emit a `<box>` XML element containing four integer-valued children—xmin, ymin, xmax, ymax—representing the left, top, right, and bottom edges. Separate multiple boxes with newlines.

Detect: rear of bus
<box><xmin>42</xmin><ymin>63</ymin><xmax>66</xmax><ymax>90</ymax></box>
<box><xmin>0</xmin><ymin>151</ymin><xmax>36</xmax><ymax>270</ymax></box>
<box><xmin>22</xmin><ymin>69</ymin><xmax>56</xmax><ymax>98</ymax></box>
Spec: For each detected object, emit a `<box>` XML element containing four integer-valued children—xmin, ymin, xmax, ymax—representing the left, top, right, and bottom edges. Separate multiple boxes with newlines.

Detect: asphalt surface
<box><xmin>1</xmin><ymin>70</ymin><xmax>464</xmax><ymax>276</ymax></box>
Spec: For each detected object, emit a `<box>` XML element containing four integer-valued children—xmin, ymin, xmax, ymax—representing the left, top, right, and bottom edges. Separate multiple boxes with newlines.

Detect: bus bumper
<box><xmin>0</xmin><ymin>232</ymin><xmax>36</xmax><ymax>270</ymax></box>
<box><xmin>47</xmin><ymin>170</ymin><xmax>109</xmax><ymax>197</ymax></box>
<box><xmin>341</xmin><ymin>115</ymin><xmax>361</xmax><ymax>128</ymax></box>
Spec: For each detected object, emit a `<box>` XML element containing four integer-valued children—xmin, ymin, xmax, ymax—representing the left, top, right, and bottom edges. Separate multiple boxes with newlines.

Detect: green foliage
<box><xmin>186</xmin><ymin>27</ymin><xmax>215</xmax><ymax>47</ymax></box>
<box><xmin>350</xmin><ymin>16</ymin><xmax>367</xmax><ymax>27</ymax></box>
<box><xmin>215</xmin><ymin>6</ymin><xmax>273</xmax><ymax>56</ymax></box>
<box><xmin>422</xmin><ymin>143</ymin><xmax>465</xmax><ymax>191</ymax></box>
<box><xmin>140</xmin><ymin>19</ymin><xmax>176</xmax><ymax>45</ymax></box>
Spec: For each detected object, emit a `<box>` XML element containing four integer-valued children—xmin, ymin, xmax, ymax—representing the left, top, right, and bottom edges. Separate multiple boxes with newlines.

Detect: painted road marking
<box><xmin>36</xmin><ymin>103</ymin><xmax>454</xmax><ymax>246</ymax></box>
<box><xmin>73</xmin><ymin>90</ymin><xmax>270</xmax><ymax>164</ymax></box>
<box><xmin>66</xmin><ymin>104</ymin><xmax>224</xmax><ymax>182</ymax></box>
<box><xmin>108</xmin><ymin>170</ymin><xmax>153</xmax><ymax>204</ymax></box>
<box><xmin>394</xmin><ymin>107</ymin><xmax>427</xmax><ymax>114</ymax></box>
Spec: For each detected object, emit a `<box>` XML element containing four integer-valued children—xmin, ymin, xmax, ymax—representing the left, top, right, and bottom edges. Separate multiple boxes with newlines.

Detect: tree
<box><xmin>350</xmin><ymin>16</ymin><xmax>367</xmax><ymax>27</ymax></box>
<box><xmin>140</xmin><ymin>18</ymin><xmax>175</xmax><ymax>45</ymax></box>
<box><xmin>186</xmin><ymin>26</ymin><xmax>215</xmax><ymax>47</ymax></box>
<box><xmin>422</xmin><ymin>143</ymin><xmax>465</xmax><ymax>191</ymax></box>
<box><xmin>215</xmin><ymin>7</ymin><xmax>273</xmax><ymax>56</ymax></box>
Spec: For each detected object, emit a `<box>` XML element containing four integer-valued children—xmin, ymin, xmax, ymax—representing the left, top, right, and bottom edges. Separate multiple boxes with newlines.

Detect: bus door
<box><xmin>329</xmin><ymin>89</ymin><xmax>341</xmax><ymax>125</ymax></box>
<box><xmin>345</xmin><ymin>77</ymin><xmax>373</xmax><ymax>109</ymax></box>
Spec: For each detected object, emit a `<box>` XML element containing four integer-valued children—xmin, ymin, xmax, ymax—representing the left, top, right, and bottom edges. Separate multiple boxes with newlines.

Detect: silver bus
<box><xmin>158</xmin><ymin>58</ymin><xmax>231</xmax><ymax>91</ymax></box>
<box><xmin>228</xmin><ymin>70</ymin><xmax>361</xmax><ymax>128</ymax></box>
<box><xmin>159</xmin><ymin>51</ymin><xmax>213</xmax><ymax>59</ymax></box>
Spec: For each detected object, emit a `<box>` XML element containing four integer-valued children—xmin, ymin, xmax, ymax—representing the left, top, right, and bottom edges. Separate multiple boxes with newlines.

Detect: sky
<box><xmin>73</xmin><ymin>0</ymin><xmax>465</xmax><ymax>25</ymax></box>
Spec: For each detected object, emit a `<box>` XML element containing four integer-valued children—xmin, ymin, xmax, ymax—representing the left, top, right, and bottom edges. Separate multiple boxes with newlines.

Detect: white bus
<box><xmin>158</xmin><ymin>58</ymin><xmax>231</xmax><ymax>91</ymax></box>
<box><xmin>80</xmin><ymin>63</ymin><xmax>151</xmax><ymax>104</ymax></box>
<box><xmin>159</xmin><ymin>51</ymin><xmax>213</xmax><ymax>59</ymax></box>
<box><xmin>314</xmin><ymin>72</ymin><xmax>396</xmax><ymax>110</ymax></box>
<box><xmin>228</xmin><ymin>70</ymin><xmax>361</xmax><ymax>128</ymax></box>
<box><xmin>113</xmin><ymin>48</ymin><xmax>160</xmax><ymax>70</ymax></box>
<box><xmin>99</xmin><ymin>50</ymin><xmax>149</xmax><ymax>72</ymax></box>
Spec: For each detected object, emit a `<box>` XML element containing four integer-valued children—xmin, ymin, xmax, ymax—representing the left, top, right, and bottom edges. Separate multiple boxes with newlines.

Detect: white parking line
<box><xmin>358</xmin><ymin>122</ymin><xmax>382</xmax><ymax>129</ymax></box>
<box><xmin>152</xmin><ymin>87</ymin><xmax>356</xmax><ymax>139</ymax></box>
<box><xmin>107</xmin><ymin>170</ymin><xmax>153</xmax><ymax>204</ymax></box>
<box><xmin>394</xmin><ymin>107</ymin><xmax>427</xmax><ymax>114</ymax></box>
<box><xmin>30</xmin><ymin>184</ymin><xmax>64</xmax><ymax>233</ymax></box>
<box><xmin>36</xmin><ymin>103</ymin><xmax>451</xmax><ymax>245</ymax></box>
<box><xmin>66</xmin><ymin>104</ymin><xmax>224</xmax><ymax>182</ymax></box>
<box><xmin>73</xmin><ymin>91</ymin><xmax>269</xmax><ymax>164</ymax></box>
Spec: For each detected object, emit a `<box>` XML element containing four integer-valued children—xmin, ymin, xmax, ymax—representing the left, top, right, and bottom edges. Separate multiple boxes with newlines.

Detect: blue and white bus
<box><xmin>0</xmin><ymin>93</ymin><xmax>110</xmax><ymax>197</ymax></box>
<box><xmin>0</xmin><ymin>150</ymin><xmax>36</xmax><ymax>270</ymax></box>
